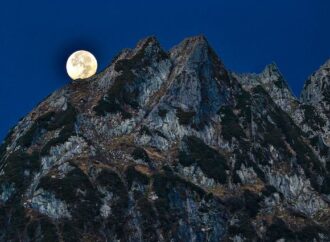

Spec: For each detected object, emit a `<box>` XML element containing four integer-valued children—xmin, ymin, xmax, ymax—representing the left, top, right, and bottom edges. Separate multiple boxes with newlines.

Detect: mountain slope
<box><xmin>0</xmin><ymin>36</ymin><xmax>329</xmax><ymax>242</ymax></box>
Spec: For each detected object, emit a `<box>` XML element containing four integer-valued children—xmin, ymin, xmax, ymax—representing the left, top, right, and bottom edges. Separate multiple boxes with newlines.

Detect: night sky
<box><xmin>1</xmin><ymin>0</ymin><xmax>330</xmax><ymax>140</ymax></box>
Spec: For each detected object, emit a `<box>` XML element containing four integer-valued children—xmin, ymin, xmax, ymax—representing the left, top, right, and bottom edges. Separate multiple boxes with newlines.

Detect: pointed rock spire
<box><xmin>148</xmin><ymin>35</ymin><xmax>237</xmax><ymax>124</ymax></box>
<box><xmin>301</xmin><ymin>59</ymin><xmax>330</xmax><ymax>105</ymax></box>
<box><xmin>234</xmin><ymin>63</ymin><xmax>297</xmax><ymax>114</ymax></box>
<box><xmin>169</xmin><ymin>35</ymin><xmax>223</xmax><ymax>68</ymax></box>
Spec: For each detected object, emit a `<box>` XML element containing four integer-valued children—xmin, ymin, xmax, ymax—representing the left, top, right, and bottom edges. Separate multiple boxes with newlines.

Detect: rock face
<box><xmin>233</xmin><ymin>63</ymin><xmax>298</xmax><ymax>114</ymax></box>
<box><xmin>0</xmin><ymin>36</ymin><xmax>330</xmax><ymax>242</ymax></box>
<box><xmin>300</xmin><ymin>60</ymin><xmax>330</xmax><ymax>142</ymax></box>
<box><xmin>301</xmin><ymin>60</ymin><xmax>330</xmax><ymax>106</ymax></box>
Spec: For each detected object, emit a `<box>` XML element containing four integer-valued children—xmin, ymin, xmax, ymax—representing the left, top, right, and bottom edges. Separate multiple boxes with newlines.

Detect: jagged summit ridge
<box><xmin>233</xmin><ymin>62</ymin><xmax>297</xmax><ymax>116</ymax></box>
<box><xmin>301</xmin><ymin>58</ymin><xmax>330</xmax><ymax>106</ymax></box>
<box><xmin>0</xmin><ymin>36</ymin><xmax>330</xmax><ymax>241</ymax></box>
<box><xmin>170</xmin><ymin>35</ymin><xmax>211</xmax><ymax>62</ymax></box>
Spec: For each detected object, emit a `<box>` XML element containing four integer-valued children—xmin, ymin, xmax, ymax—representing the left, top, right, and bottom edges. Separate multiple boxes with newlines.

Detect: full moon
<box><xmin>66</xmin><ymin>50</ymin><xmax>98</xmax><ymax>80</ymax></box>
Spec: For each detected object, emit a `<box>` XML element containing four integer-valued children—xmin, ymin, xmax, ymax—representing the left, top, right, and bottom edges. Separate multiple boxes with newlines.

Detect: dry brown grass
<box><xmin>106</xmin><ymin>134</ymin><xmax>135</xmax><ymax>150</ymax></box>
<box><xmin>208</xmin><ymin>179</ymin><xmax>265</xmax><ymax>199</ymax></box>
<box><xmin>272</xmin><ymin>206</ymin><xmax>309</xmax><ymax>230</ymax></box>
<box><xmin>135</xmin><ymin>164</ymin><xmax>153</xmax><ymax>176</ymax></box>
<box><xmin>81</xmin><ymin>234</ymin><xmax>104</xmax><ymax>242</ymax></box>
<box><xmin>71</xmin><ymin>158</ymin><xmax>90</xmax><ymax>174</ymax></box>
<box><xmin>241</xmin><ymin>179</ymin><xmax>265</xmax><ymax>193</ymax></box>
<box><xmin>207</xmin><ymin>185</ymin><xmax>230</xmax><ymax>198</ymax></box>
<box><xmin>145</xmin><ymin>147</ymin><xmax>166</xmax><ymax>162</ymax></box>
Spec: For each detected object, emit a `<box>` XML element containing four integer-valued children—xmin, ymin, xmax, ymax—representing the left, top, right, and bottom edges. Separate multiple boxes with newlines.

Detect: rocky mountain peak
<box><xmin>146</xmin><ymin>35</ymin><xmax>237</xmax><ymax>131</ymax></box>
<box><xmin>234</xmin><ymin>62</ymin><xmax>297</xmax><ymax>114</ymax></box>
<box><xmin>234</xmin><ymin>62</ymin><xmax>289</xmax><ymax>89</ymax></box>
<box><xmin>117</xmin><ymin>36</ymin><xmax>165</xmax><ymax>59</ymax></box>
<box><xmin>171</xmin><ymin>35</ymin><xmax>209</xmax><ymax>52</ymax></box>
<box><xmin>136</xmin><ymin>35</ymin><xmax>160</xmax><ymax>48</ymax></box>
<box><xmin>170</xmin><ymin>35</ymin><xmax>220</xmax><ymax>65</ymax></box>
<box><xmin>261</xmin><ymin>62</ymin><xmax>286</xmax><ymax>84</ymax></box>
<box><xmin>298</xmin><ymin>59</ymin><xmax>330</xmax><ymax>144</ymax></box>
<box><xmin>301</xmin><ymin>59</ymin><xmax>330</xmax><ymax>107</ymax></box>
<box><xmin>1</xmin><ymin>36</ymin><xmax>330</xmax><ymax>242</ymax></box>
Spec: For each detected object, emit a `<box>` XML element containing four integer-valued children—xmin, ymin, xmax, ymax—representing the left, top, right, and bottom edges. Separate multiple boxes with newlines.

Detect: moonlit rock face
<box><xmin>66</xmin><ymin>50</ymin><xmax>97</xmax><ymax>80</ymax></box>
<box><xmin>2</xmin><ymin>36</ymin><xmax>330</xmax><ymax>241</ymax></box>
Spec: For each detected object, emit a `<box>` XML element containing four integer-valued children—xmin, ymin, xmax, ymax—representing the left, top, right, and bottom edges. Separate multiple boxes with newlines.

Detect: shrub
<box><xmin>227</xmin><ymin>214</ymin><xmax>256</xmax><ymax>240</ymax></box>
<box><xmin>250</xmin><ymin>161</ymin><xmax>266</xmax><ymax>182</ymax></box>
<box><xmin>39</xmin><ymin>218</ymin><xmax>59</xmax><ymax>242</ymax></box>
<box><xmin>218</xmin><ymin>106</ymin><xmax>245</xmax><ymax>140</ymax></box>
<box><xmin>154</xmin><ymin>130</ymin><xmax>167</xmax><ymax>139</ymax></box>
<box><xmin>47</xmin><ymin>104</ymin><xmax>76</xmax><ymax>131</ymax></box>
<box><xmin>152</xmin><ymin>170</ymin><xmax>207</xmax><ymax>237</ymax></box>
<box><xmin>136</xmin><ymin>197</ymin><xmax>158</xmax><ymax>241</ymax></box>
<box><xmin>158</xmin><ymin>108</ymin><xmax>168</xmax><ymax>118</ymax></box>
<box><xmin>224</xmin><ymin>196</ymin><xmax>245</xmax><ymax>213</ymax></box>
<box><xmin>0</xmin><ymin>151</ymin><xmax>40</xmax><ymax>196</ymax></box>
<box><xmin>93</xmin><ymin>87</ymin><xmax>133</xmax><ymax>119</ymax></box>
<box><xmin>253</xmin><ymin>146</ymin><xmax>269</xmax><ymax>165</ymax></box>
<box><xmin>296</xmin><ymin>225</ymin><xmax>328</xmax><ymax>241</ymax></box>
<box><xmin>96</xmin><ymin>169</ymin><xmax>128</xmax><ymax>237</ymax></box>
<box><xmin>302</xmin><ymin>104</ymin><xmax>326</xmax><ymax>129</ymax></box>
<box><xmin>243</xmin><ymin>190</ymin><xmax>261</xmax><ymax>217</ymax></box>
<box><xmin>176</xmin><ymin>108</ymin><xmax>196</xmax><ymax>125</ymax></box>
<box><xmin>0</xmin><ymin>143</ymin><xmax>6</xmax><ymax>159</ymax></box>
<box><xmin>139</xmin><ymin>126</ymin><xmax>152</xmax><ymax>136</ymax></box>
<box><xmin>179</xmin><ymin>136</ymin><xmax>228</xmax><ymax>183</ymax></box>
<box><xmin>263</xmin><ymin>125</ymin><xmax>285</xmax><ymax>150</ymax></box>
<box><xmin>28</xmin><ymin>218</ymin><xmax>59</xmax><ymax>242</ymax></box>
<box><xmin>39</xmin><ymin>166</ymin><xmax>93</xmax><ymax>201</ymax></box>
<box><xmin>96</xmin><ymin>169</ymin><xmax>128</xmax><ymax>217</ymax></box>
<box><xmin>18</xmin><ymin>123</ymin><xmax>39</xmax><ymax>147</ymax></box>
<box><xmin>7</xmin><ymin>204</ymin><xmax>28</xmax><ymax>237</ymax></box>
<box><xmin>61</xmin><ymin>221</ymin><xmax>79</xmax><ymax>242</ymax></box>
<box><xmin>321</xmin><ymin>176</ymin><xmax>330</xmax><ymax>194</ymax></box>
<box><xmin>125</xmin><ymin>166</ymin><xmax>149</xmax><ymax>188</ymax></box>
<box><xmin>40</xmin><ymin>106</ymin><xmax>77</xmax><ymax>156</ymax></box>
<box><xmin>131</xmin><ymin>147</ymin><xmax>150</xmax><ymax>163</ymax></box>
<box><xmin>39</xmin><ymin>166</ymin><xmax>101</xmax><ymax>226</ymax></box>
<box><xmin>236</xmin><ymin>89</ymin><xmax>252</xmax><ymax>121</ymax></box>
<box><xmin>93</xmin><ymin>97</ymin><xmax>121</xmax><ymax>116</ymax></box>
<box><xmin>40</xmin><ymin>124</ymin><xmax>75</xmax><ymax>156</ymax></box>
<box><xmin>323</xmin><ymin>88</ymin><xmax>330</xmax><ymax>104</ymax></box>
<box><xmin>261</xmin><ymin>185</ymin><xmax>278</xmax><ymax>197</ymax></box>
<box><xmin>0</xmin><ymin>127</ymin><xmax>15</xmax><ymax>158</ymax></box>
<box><xmin>18</xmin><ymin>104</ymin><xmax>77</xmax><ymax>148</ymax></box>
<box><xmin>265</xmin><ymin>218</ymin><xmax>295</xmax><ymax>241</ymax></box>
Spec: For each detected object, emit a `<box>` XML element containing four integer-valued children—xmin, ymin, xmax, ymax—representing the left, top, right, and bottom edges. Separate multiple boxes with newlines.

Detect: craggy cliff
<box><xmin>0</xmin><ymin>36</ymin><xmax>329</xmax><ymax>241</ymax></box>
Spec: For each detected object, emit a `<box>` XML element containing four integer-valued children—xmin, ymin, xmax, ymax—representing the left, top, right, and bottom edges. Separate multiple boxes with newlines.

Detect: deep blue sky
<box><xmin>1</xmin><ymin>0</ymin><xmax>329</xmax><ymax>140</ymax></box>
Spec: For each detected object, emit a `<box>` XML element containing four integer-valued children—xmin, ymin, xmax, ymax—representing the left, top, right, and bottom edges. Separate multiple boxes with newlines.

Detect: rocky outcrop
<box><xmin>301</xmin><ymin>59</ymin><xmax>330</xmax><ymax>106</ymax></box>
<box><xmin>300</xmin><ymin>60</ymin><xmax>330</xmax><ymax>145</ymax></box>
<box><xmin>234</xmin><ymin>63</ymin><xmax>297</xmax><ymax>114</ymax></box>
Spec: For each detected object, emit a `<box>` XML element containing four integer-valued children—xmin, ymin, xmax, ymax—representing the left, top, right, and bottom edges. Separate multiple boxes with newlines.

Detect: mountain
<box><xmin>0</xmin><ymin>36</ymin><xmax>330</xmax><ymax>242</ymax></box>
